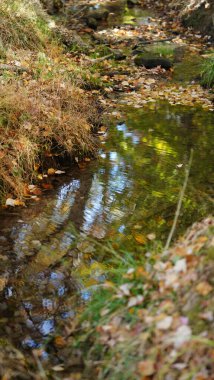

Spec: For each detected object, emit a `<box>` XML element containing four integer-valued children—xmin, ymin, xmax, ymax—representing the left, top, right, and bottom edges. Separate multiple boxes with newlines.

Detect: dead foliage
<box><xmin>0</xmin><ymin>77</ymin><xmax>97</xmax><ymax>197</ymax></box>
<box><xmin>0</xmin><ymin>0</ymin><xmax>48</xmax><ymax>50</ymax></box>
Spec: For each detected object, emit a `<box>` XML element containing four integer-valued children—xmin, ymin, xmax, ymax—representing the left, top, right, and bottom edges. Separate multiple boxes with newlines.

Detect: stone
<box><xmin>112</xmin><ymin>49</ymin><xmax>127</xmax><ymax>60</ymax></box>
<box><xmin>127</xmin><ymin>0</ymin><xmax>139</xmax><ymax>8</ymax></box>
<box><xmin>134</xmin><ymin>56</ymin><xmax>173</xmax><ymax>70</ymax></box>
<box><xmin>87</xmin><ymin>17</ymin><xmax>98</xmax><ymax>30</ymax></box>
<box><xmin>87</xmin><ymin>8</ymin><xmax>109</xmax><ymax>21</ymax></box>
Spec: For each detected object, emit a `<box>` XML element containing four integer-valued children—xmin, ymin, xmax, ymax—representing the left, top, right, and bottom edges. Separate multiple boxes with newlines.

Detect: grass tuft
<box><xmin>0</xmin><ymin>0</ymin><xmax>49</xmax><ymax>51</ymax></box>
<box><xmin>201</xmin><ymin>54</ymin><xmax>214</xmax><ymax>88</ymax></box>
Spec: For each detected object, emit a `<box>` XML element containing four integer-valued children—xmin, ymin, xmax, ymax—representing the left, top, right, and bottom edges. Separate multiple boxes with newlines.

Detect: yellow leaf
<box><xmin>134</xmin><ymin>234</ymin><xmax>146</xmax><ymax>244</ymax></box>
<box><xmin>47</xmin><ymin>168</ymin><xmax>56</xmax><ymax>175</ymax></box>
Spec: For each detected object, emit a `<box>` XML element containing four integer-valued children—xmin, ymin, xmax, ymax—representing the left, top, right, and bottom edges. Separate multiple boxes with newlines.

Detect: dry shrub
<box><xmin>0</xmin><ymin>77</ymin><xmax>97</xmax><ymax>197</ymax></box>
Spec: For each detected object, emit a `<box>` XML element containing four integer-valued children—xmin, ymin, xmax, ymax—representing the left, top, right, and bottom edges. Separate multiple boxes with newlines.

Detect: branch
<box><xmin>137</xmin><ymin>37</ymin><xmax>175</xmax><ymax>45</ymax></box>
<box><xmin>90</xmin><ymin>53</ymin><xmax>113</xmax><ymax>63</ymax></box>
<box><xmin>0</xmin><ymin>64</ymin><xmax>29</xmax><ymax>73</ymax></box>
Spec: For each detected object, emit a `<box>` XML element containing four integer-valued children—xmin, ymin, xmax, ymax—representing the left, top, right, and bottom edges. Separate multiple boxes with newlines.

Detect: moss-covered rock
<box><xmin>134</xmin><ymin>55</ymin><xmax>173</xmax><ymax>70</ymax></box>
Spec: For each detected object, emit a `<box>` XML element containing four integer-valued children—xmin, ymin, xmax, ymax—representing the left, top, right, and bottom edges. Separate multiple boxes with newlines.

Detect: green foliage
<box><xmin>201</xmin><ymin>54</ymin><xmax>214</xmax><ymax>88</ymax></box>
<box><xmin>146</xmin><ymin>43</ymin><xmax>175</xmax><ymax>58</ymax></box>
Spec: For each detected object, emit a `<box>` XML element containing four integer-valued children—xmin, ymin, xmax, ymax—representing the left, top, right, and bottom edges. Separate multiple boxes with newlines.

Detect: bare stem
<box><xmin>164</xmin><ymin>149</ymin><xmax>194</xmax><ymax>252</ymax></box>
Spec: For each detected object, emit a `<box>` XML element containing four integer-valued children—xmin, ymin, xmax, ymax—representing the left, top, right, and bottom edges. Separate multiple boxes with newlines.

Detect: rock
<box><xmin>112</xmin><ymin>49</ymin><xmax>127</xmax><ymax>60</ymax></box>
<box><xmin>173</xmin><ymin>46</ymin><xmax>186</xmax><ymax>63</ymax></box>
<box><xmin>31</xmin><ymin>240</ymin><xmax>42</xmax><ymax>249</ymax></box>
<box><xmin>182</xmin><ymin>2</ymin><xmax>214</xmax><ymax>40</ymax></box>
<box><xmin>85</xmin><ymin>6</ymin><xmax>109</xmax><ymax>29</ymax></box>
<box><xmin>105</xmin><ymin>0</ymin><xmax>126</xmax><ymax>13</ymax></box>
<box><xmin>53</xmin><ymin>26</ymin><xmax>90</xmax><ymax>51</ymax></box>
<box><xmin>41</xmin><ymin>0</ymin><xmax>63</xmax><ymax>14</ymax></box>
<box><xmin>87</xmin><ymin>17</ymin><xmax>98</xmax><ymax>30</ymax></box>
<box><xmin>134</xmin><ymin>56</ymin><xmax>173</xmax><ymax>70</ymax></box>
<box><xmin>87</xmin><ymin>8</ymin><xmax>109</xmax><ymax>21</ymax></box>
<box><xmin>127</xmin><ymin>0</ymin><xmax>139</xmax><ymax>8</ymax></box>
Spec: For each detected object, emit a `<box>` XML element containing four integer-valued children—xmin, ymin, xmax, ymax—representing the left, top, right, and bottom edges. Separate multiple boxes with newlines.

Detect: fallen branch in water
<box><xmin>164</xmin><ymin>148</ymin><xmax>194</xmax><ymax>252</ymax></box>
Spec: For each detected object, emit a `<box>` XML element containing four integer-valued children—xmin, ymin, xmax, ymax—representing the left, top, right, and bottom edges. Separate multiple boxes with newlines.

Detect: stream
<box><xmin>0</xmin><ymin>3</ymin><xmax>214</xmax><ymax>371</ymax></box>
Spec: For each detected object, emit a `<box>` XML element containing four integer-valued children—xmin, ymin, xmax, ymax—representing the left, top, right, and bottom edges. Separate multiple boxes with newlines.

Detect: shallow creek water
<box><xmin>0</xmin><ymin>4</ymin><xmax>214</xmax><ymax>366</ymax></box>
<box><xmin>0</xmin><ymin>102</ymin><xmax>213</xmax><ymax>356</ymax></box>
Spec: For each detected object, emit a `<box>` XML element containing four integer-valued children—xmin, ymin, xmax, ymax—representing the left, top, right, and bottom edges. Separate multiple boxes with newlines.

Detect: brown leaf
<box><xmin>196</xmin><ymin>281</ymin><xmax>212</xmax><ymax>296</ymax></box>
<box><xmin>138</xmin><ymin>360</ymin><xmax>155</xmax><ymax>376</ymax></box>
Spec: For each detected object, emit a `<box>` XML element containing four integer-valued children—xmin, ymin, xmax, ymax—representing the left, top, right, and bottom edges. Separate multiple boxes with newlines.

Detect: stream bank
<box><xmin>0</xmin><ymin>1</ymin><xmax>214</xmax><ymax>379</ymax></box>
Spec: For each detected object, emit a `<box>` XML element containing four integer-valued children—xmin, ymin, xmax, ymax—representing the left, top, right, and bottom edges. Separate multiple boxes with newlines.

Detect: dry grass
<box><xmin>0</xmin><ymin>77</ymin><xmax>97</xmax><ymax>197</ymax></box>
<box><xmin>0</xmin><ymin>0</ymin><xmax>100</xmax><ymax>201</ymax></box>
<box><xmin>0</xmin><ymin>0</ymin><xmax>49</xmax><ymax>50</ymax></box>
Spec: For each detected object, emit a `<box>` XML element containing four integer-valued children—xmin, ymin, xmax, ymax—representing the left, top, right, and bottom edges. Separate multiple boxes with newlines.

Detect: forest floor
<box><xmin>0</xmin><ymin>0</ymin><xmax>213</xmax><ymax>379</ymax></box>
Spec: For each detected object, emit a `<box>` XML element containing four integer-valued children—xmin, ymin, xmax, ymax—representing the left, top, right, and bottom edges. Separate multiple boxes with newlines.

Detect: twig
<box><xmin>90</xmin><ymin>53</ymin><xmax>113</xmax><ymax>63</ymax></box>
<box><xmin>164</xmin><ymin>149</ymin><xmax>194</xmax><ymax>252</ymax></box>
<box><xmin>137</xmin><ymin>37</ymin><xmax>175</xmax><ymax>45</ymax></box>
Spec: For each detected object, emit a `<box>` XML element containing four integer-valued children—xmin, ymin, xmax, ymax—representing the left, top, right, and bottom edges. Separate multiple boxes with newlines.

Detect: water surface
<box><xmin>0</xmin><ymin>102</ymin><xmax>213</xmax><ymax>357</ymax></box>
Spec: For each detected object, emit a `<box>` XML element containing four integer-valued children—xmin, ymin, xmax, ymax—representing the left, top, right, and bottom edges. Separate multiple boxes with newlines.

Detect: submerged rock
<box><xmin>127</xmin><ymin>0</ymin><xmax>140</xmax><ymax>8</ymax></box>
<box><xmin>87</xmin><ymin>8</ymin><xmax>109</xmax><ymax>21</ymax></box>
<box><xmin>105</xmin><ymin>0</ymin><xmax>126</xmax><ymax>13</ymax></box>
<box><xmin>134</xmin><ymin>56</ymin><xmax>173</xmax><ymax>70</ymax></box>
<box><xmin>85</xmin><ymin>6</ymin><xmax>109</xmax><ymax>29</ymax></box>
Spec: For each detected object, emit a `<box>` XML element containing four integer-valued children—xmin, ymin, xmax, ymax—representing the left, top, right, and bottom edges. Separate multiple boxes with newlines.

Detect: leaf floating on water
<box><xmin>54</xmin><ymin>336</ymin><xmax>66</xmax><ymax>348</ymax></box>
<box><xmin>147</xmin><ymin>233</ymin><xmax>156</xmax><ymax>240</ymax></box>
<box><xmin>52</xmin><ymin>364</ymin><xmax>65</xmax><ymax>372</ymax></box>
<box><xmin>5</xmin><ymin>198</ymin><xmax>25</xmax><ymax>207</ymax></box>
<box><xmin>47</xmin><ymin>168</ymin><xmax>56</xmax><ymax>175</ymax></box>
<box><xmin>134</xmin><ymin>234</ymin><xmax>147</xmax><ymax>244</ymax></box>
<box><xmin>0</xmin><ymin>277</ymin><xmax>7</xmax><ymax>291</ymax></box>
<box><xmin>55</xmin><ymin>170</ymin><xmax>65</xmax><ymax>175</ymax></box>
<box><xmin>42</xmin><ymin>183</ymin><xmax>53</xmax><ymax>190</ymax></box>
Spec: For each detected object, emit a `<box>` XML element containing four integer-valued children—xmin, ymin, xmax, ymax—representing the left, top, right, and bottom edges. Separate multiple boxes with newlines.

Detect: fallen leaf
<box><xmin>42</xmin><ymin>183</ymin><xmax>53</xmax><ymax>190</ymax></box>
<box><xmin>47</xmin><ymin>168</ymin><xmax>56</xmax><ymax>175</ymax></box>
<box><xmin>119</xmin><ymin>283</ymin><xmax>132</xmax><ymax>296</ymax></box>
<box><xmin>147</xmin><ymin>233</ymin><xmax>156</xmax><ymax>240</ymax></box>
<box><xmin>137</xmin><ymin>360</ymin><xmax>155</xmax><ymax>376</ymax></box>
<box><xmin>174</xmin><ymin>259</ymin><xmax>187</xmax><ymax>273</ymax></box>
<box><xmin>134</xmin><ymin>234</ymin><xmax>147</xmax><ymax>244</ymax></box>
<box><xmin>128</xmin><ymin>295</ymin><xmax>144</xmax><ymax>308</ymax></box>
<box><xmin>156</xmin><ymin>316</ymin><xmax>173</xmax><ymax>330</ymax></box>
<box><xmin>169</xmin><ymin>325</ymin><xmax>192</xmax><ymax>348</ymax></box>
<box><xmin>5</xmin><ymin>198</ymin><xmax>25</xmax><ymax>207</ymax></box>
<box><xmin>52</xmin><ymin>365</ymin><xmax>64</xmax><ymax>372</ymax></box>
<box><xmin>54</xmin><ymin>336</ymin><xmax>66</xmax><ymax>348</ymax></box>
<box><xmin>196</xmin><ymin>281</ymin><xmax>212</xmax><ymax>296</ymax></box>
<box><xmin>55</xmin><ymin>170</ymin><xmax>65</xmax><ymax>175</ymax></box>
